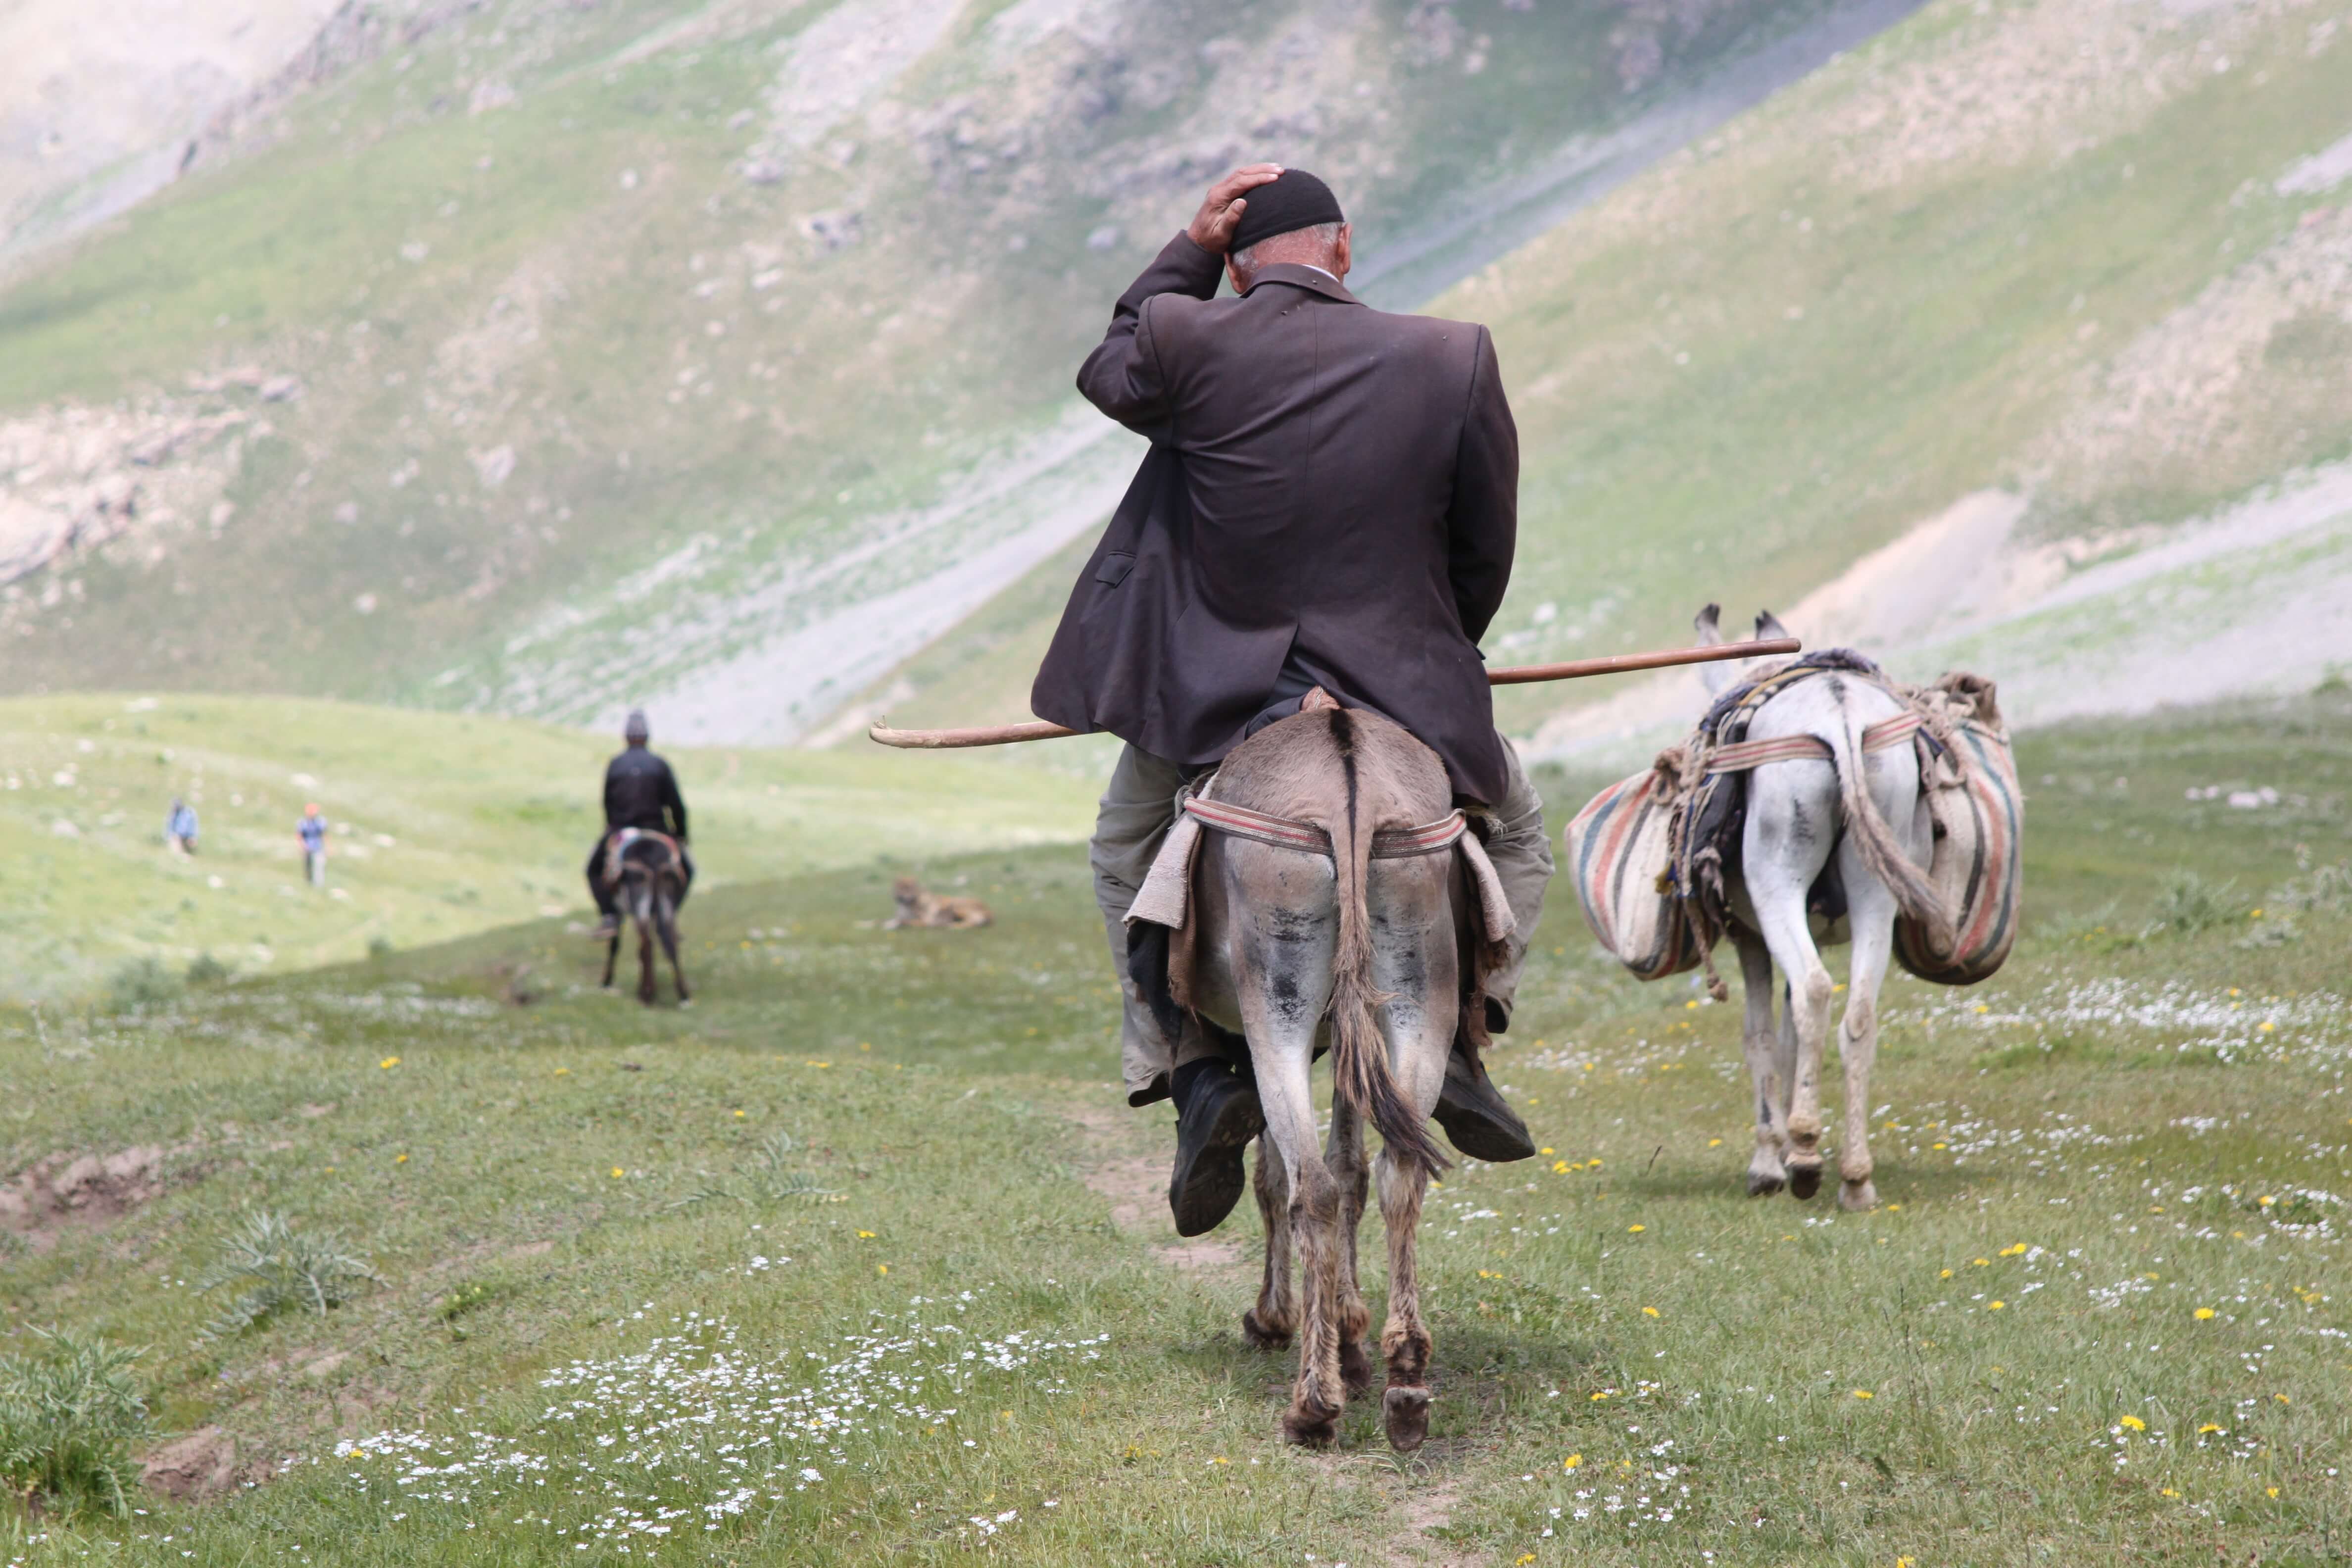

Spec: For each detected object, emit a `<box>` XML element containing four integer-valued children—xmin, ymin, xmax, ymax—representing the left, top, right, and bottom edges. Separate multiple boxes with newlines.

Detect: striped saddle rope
<box><xmin>1179</xmin><ymin>794</ymin><xmax>1470</xmax><ymax>859</ymax></box>
<box><xmin>1702</xmin><ymin>710</ymin><xmax>1924</xmax><ymax>774</ymax></box>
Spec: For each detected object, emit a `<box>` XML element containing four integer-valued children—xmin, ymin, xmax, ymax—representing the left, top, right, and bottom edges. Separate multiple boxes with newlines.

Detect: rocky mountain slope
<box><xmin>870</xmin><ymin>0</ymin><xmax>2352</xmax><ymax>755</ymax></box>
<box><xmin>0</xmin><ymin>0</ymin><xmax>1845</xmax><ymax>736</ymax></box>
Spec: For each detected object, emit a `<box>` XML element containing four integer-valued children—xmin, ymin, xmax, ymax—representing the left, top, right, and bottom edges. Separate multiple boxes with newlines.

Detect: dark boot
<box><xmin>1168</xmin><ymin>1058</ymin><xmax>1265</xmax><ymax>1237</ymax></box>
<box><xmin>1434</xmin><ymin>1037</ymin><xmax>1536</xmax><ymax>1164</ymax></box>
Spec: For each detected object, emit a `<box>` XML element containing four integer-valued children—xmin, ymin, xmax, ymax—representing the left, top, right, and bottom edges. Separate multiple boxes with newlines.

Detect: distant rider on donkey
<box><xmin>588</xmin><ymin>709</ymin><xmax>692</xmax><ymax>939</ymax></box>
<box><xmin>1032</xmin><ymin>166</ymin><xmax>1556</xmax><ymax>1235</ymax></box>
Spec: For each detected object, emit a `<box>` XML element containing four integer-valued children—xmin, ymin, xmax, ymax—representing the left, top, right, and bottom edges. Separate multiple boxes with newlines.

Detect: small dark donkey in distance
<box><xmin>599</xmin><ymin>831</ymin><xmax>691</xmax><ymax>1006</ymax></box>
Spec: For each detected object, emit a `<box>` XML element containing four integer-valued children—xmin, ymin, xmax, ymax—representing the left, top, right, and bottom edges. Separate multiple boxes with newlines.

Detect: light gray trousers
<box><xmin>1091</xmin><ymin>735</ymin><xmax>1555</xmax><ymax>1105</ymax></box>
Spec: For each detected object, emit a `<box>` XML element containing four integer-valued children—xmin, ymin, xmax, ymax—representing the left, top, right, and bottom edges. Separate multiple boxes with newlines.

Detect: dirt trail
<box><xmin>1065</xmin><ymin>1097</ymin><xmax>1245</xmax><ymax>1275</ymax></box>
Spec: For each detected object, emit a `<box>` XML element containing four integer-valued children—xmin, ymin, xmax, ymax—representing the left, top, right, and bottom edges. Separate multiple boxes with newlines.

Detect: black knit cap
<box><xmin>1227</xmin><ymin>169</ymin><xmax>1345</xmax><ymax>254</ymax></box>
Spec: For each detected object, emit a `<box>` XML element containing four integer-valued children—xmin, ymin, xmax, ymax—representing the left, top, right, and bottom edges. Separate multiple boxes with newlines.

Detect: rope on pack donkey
<box><xmin>1646</xmin><ymin>652</ymin><xmax>1973</xmax><ymax>1004</ymax></box>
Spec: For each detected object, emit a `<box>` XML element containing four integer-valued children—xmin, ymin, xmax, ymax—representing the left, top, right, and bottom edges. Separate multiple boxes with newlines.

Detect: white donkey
<box><xmin>1697</xmin><ymin>608</ymin><xmax>1953</xmax><ymax>1211</ymax></box>
<box><xmin>1179</xmin><ymin>703</ymin><xmax>1480</xmax><ymax>1450</ymax></box>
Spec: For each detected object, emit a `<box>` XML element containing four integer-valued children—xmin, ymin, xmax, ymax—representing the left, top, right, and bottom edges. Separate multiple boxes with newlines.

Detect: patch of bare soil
<box><xmin>1066</xmin><ymin>1098</ymin><xmax>1248</xmax><ymax>1276</ymax></box>
<box><xmin>141</xmin><ymin>1427</ymin><xmax>243</xmax><ymax>1503</ymax></box>
<box><xmin>0</xmin><ymin>1144</ymin><xmax>191</xmax><ymax>1252</ymax></box>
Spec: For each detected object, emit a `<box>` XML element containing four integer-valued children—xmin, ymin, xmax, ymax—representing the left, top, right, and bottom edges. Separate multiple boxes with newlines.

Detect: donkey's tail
<box><xmin>1824</xmin><ymin>704</ymin><xmax>1954</xmax><ymax>957</ymax></box>
<box><xmin>1324</xmin><ymin>711</ymin><xmax>1451</xmax><ymax>1178</ymax></box>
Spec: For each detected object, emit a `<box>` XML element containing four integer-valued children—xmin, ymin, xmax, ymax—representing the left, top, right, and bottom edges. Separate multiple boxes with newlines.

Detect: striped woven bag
<box><xmin>1564</xmin><ymin>764</ymin><xmax>1698</xmax><ymax>982</ymax></box>
<box><xmin>1893</xmin><ymin>679</ymin><xmax>2023</xmax><ymax>985</ymax></box>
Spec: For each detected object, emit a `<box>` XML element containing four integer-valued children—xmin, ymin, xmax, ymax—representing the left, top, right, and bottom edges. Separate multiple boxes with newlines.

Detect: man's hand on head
<box><xmin>1187</xmin><ymin>164</ymin><xmax>1283</xmax><ymax>254</ymax></box>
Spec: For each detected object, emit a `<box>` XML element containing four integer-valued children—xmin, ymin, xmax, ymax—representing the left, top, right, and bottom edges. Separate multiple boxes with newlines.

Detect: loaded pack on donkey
<box><xmin>1567</xmin><ymin>606</ymin><xmax>2023</xmax><ymax>1210</ymax></box>
<box><xmin>872</xmin><ymin>167</ymin><xmax>1790</xmax><ymax>1450</ymax></box>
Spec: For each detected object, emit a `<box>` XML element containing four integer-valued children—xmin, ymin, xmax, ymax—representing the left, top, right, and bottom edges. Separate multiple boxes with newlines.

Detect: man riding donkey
<box><xmin>1033</xmin><ymin>165</ymin><xmax>1554</xmax><ymax>1236</ymax></box>
<box><xmin>588</xmin><ymin>709</ymin><xmax>692</xmax><ymax>940</ymax></box>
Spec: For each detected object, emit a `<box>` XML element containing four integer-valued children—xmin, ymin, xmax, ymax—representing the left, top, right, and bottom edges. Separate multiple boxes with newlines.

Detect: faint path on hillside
<box><xmin>1066</xmin><ymin>1097</ymin><xmax>1248</xmax><ymax>1276</ymax></box>
<box><xmin>1351</xmin><ymin>0</ymin><xmax>1934</xmax><ymax>310</ymax></box>
<box><xmin>1531</xmin><ymin>462</ymin><xmax>2352</xmax><ymax>766</ymax></box>
<box><xmin>628</xmin><ymin>0</ymin><xmax>1935</xmax><ymax>744</ymax></box>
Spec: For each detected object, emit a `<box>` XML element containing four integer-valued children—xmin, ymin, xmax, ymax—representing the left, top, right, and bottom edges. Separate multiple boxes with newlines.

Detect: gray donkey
<box><xmin>1697</xmin><ymin>608</ymin><xmax>1953</xmax><ymax>1211</ymax></box>
<box><xmin>1178</xmin><ymin>703</ymin><xmax>1490</xmax><ymax>1450</ymax></box>
<box><xmin>599</xmin><ymin>831</ymin><xmax>692</xmax><ymax>1007</ymax></box>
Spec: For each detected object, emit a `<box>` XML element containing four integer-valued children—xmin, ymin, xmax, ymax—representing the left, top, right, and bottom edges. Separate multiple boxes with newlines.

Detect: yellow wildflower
<box><xmin>1988</xmin><ymin>1300</ymin><xmax>2006</xmax><ymax>1311</ymax></box>
<box><xmin>1563</xmin><ymin>1454</ymin><xmax>1582</xmax><ymax>1470</ymax></box>
<box><xmin>1643</xmin><ymin>1307</ymin><xmax>1661</xmax><ymax>1318</ymax></box>
<box><xmin>610</xmin><ymin>1166</ymin><xmax>624</xmax><ymax>1178</ymax></box>
<box><xmin>1628</xmin><ymin>1223</ymin><xmax>1646</xmax><ymax>1233</ymax></box>
<box><xmin>2199</xmin><ymin>1423</ymin><xmax>2223</xmax><ymax>1434</ymax></box>
<box><xmin>2195</xmin><ymin>1307</ymin><xmax>2216</xmax><ymax>1320</ymax></box>
<box><xmin>379</xmin><ymin>1056</ymin><xmax>400</xmax><ymax>1069</ymax></box>
<box><xmin>1852</xmin><ymin>1389</ymin><xmax>1873</xmax><ymax>1400</ymax></box>
<box><xmin>2118</xmin><ymin>1415</ymin><xmax>2146</xmax><ymax>1431</ymax></box>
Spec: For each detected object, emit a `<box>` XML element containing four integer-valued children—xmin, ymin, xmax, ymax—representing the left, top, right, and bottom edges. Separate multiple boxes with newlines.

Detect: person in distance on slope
<box><xmin>298</xmin><ymin>802</ymin><xmax>330</xmax><ymax>887</ymax></box>
<box><xmin>1031</xmin><ymin>166</ymin><xmax>1555</xmax><ymax>1236</ymax></box>
<box><xmin>166</xmin><ymin>797</ymin><xmax>198</xmax><ymax>855</ymax></box>
<box><xmin>588</xmin><ymin>709</ymin><xmax>692</xmax><ymax>939</ymax></box>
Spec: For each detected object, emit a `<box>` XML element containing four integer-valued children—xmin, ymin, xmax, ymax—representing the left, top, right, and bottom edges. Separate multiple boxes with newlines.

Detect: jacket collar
<box><xmin>1243</xmin><ymin>262</ymin><xmax>1362</xmax><ymax>306</ymax></box>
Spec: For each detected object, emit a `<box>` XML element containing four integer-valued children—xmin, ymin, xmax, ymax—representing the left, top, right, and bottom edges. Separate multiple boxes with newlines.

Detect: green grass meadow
<box><xmin>0</xmin><ymin>694</ymin><xmax>1096</xmax><ymax>1002</ymax></box>
<box><xmin>3</xmin><ymin>693</ymin><xmax>2348</xmax><ymax>1564</ymax></box>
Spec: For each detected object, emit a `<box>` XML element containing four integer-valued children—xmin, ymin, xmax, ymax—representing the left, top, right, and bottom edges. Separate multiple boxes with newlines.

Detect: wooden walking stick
<box><xmin>867</xmin><ymin>636</ymin><xmax>1799</xmax><ymax>749</ymax></box>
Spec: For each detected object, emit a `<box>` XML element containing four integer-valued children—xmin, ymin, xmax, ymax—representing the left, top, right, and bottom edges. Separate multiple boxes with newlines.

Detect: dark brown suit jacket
<box><xmin>1030</xmin><ymin>231</ymin><xmax>1519</xmax><ymax>803</ymax></box>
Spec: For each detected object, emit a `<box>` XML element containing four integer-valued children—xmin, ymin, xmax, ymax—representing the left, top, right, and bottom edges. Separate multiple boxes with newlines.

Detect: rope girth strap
<box><xmin>1703</xmin><ymin>710</ymin><xmax>1924</xmax><ymax>774</ymax></box>
<box><xmin>1179</xmin><ymin>795</ymin><xmax>1469</xmax><ymax>859</ymax></box>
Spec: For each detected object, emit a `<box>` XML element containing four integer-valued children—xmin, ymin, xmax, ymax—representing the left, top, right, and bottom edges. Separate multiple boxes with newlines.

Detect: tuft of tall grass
<box><xmin>0</xmin><ymin>1330</ymin><xmax>150</xmax><ymax>1518</ymax></box>
<box><xmin>104</xmin><ymin>956</ymin><xmax>181</xmax><ymax>1013</ymax></box>
<box><xmin>196</xmin><ymin>1211</ymin><xmax>383</xmax><ymax>1339</ymax></box>
<box><xmin>2149</xmin><ymin>870</ymin><xmax>2245</xmax><ymax>936</ymax></box>
<box><xmin>669</xmin><ymin>1130</ymin><xmax>840</xmax><ymax>1211</ymax></box>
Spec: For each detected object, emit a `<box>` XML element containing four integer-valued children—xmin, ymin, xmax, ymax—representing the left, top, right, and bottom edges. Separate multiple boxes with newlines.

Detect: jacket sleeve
<box><xmin>1445</xmin><ymin>326</ymin><xmax>1518</xmax><ymax>646</ymax></box>
<box><xmin>659</xmin><ymin>761</ymin><xmax>687</xmax><ymax>841</ymax></box>
<box><xmin>601</xmin><ymin>761</ymin><xmax>621</xmax><ymax>830</ymax></box>
<box><xmin>1075</xmin><ymin>232</ymin><xmax>1224</xmax><ymax>442</ymax></box>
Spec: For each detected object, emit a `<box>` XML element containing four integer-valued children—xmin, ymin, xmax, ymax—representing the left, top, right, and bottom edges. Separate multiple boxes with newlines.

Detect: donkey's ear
<box><xmin>1693</xmin><ymin>603</ymin><xmax>1723</xmax><ymax>646</ymax></box>
<box><xmin>1754</xmin><ymin>609</ymin><xmax>1792</xmax><ymax>643</ymax></box>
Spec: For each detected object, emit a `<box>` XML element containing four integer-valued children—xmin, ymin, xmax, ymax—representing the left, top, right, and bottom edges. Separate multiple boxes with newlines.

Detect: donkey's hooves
<box><xmin>1786</xmin><ymin>1164</ymin><xmax>1822</xmax><ymax>1201</ymax></box>
<box><xmin>1382</xmin><ymin>1385</ymin><xmax>1431</xmax><ymax>1453</ymax></box>
<box><xmin>1240</xmin><ymin>1310</ymin><xmax>1292</xmax><ymax>1351</ymax></box>
<box><xmin>1281</xmin><ymin>1404</ymin><xmax>1340</xmax><ymax>1448</ymax></box>
<box><xmin>1340</xmin><ymin>1339</ymin><xmax>1375</xmax><ymax>1396</ymax></box>
<box><xmin>1838</xmin><ymin>1178</ymin><xmax>1878</xmax><ymax>1212</ymax></box>
<box><xmin>1746</xmin><ymin>1171</ymin><xmax>1786</xmax><ymax>1197</ymax></box>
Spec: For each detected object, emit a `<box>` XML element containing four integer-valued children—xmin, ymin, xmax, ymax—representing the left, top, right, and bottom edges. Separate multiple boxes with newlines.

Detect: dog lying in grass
<box><xmin>882</xmin><ymin>877</ymin><xmax>993</xmax><ymax>930</ymax></box>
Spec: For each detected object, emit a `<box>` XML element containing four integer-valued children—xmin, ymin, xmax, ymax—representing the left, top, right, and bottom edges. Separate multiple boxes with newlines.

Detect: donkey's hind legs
<box><xmin>1243</xmin><ymin>1139</ymin><xmax>1295</xmax><ymax>1350</ymax></box>
<box><xmin>656</xmin><ymin>893</ymin><xmax>691</xmax><ymax>1007</ymax></box>
<box><xmin>1733</xmin><ymin>929</ymin><xmax>1790</xmax><ymax>1196</ymax></box>
<box><xmin>1324</xmin><ymin>1100</ymin><xmax>1375</xmax><ymax>1396</ymax></box>
<box><xmin>1367</xmin><ymin>861</ymin><xmax>1454</xmax><ymax>1452</ymax></box>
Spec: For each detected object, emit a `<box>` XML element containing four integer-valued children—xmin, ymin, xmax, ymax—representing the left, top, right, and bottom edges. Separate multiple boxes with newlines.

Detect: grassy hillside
<box><xmin>0</xmin><ymin>694</ymin><xmax>1097</xmax><ymax>1003</ymax></box>
<box><xmin>879</xmin><ymin>0</ymin><xmax>2352</xmax><ymax>740</ymax></box>
<box><xmin>2</xmin><ymin>695</ymin><xmax>2347</xmax><ymax>1564</ymax></box>
<box><xmin>0</xmin><ymin>0</ymin><xmax>1839</xmax><ymax>734</ymax></box>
